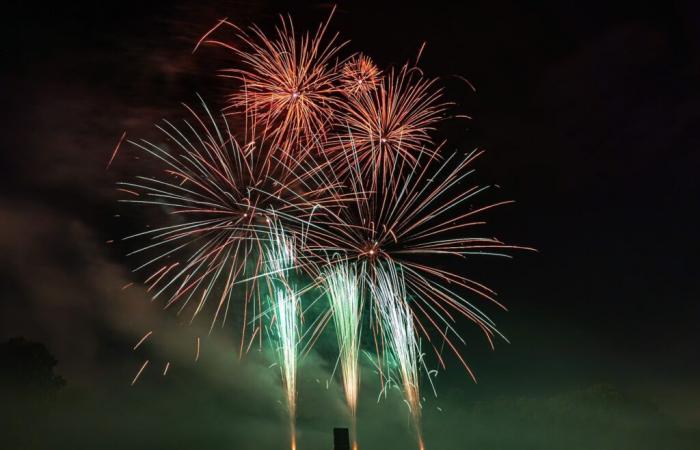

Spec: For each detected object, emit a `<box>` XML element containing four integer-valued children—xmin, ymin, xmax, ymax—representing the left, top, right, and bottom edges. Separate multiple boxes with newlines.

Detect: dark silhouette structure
<box><xmin>0</xmin><ymin>337</ymin><xmax>65</xmax><ymax>398</ymax></box>
<box><xmin>333</xmin><ymin>427</ymin><xmax>350</xmax><ymax>450</ymax></box>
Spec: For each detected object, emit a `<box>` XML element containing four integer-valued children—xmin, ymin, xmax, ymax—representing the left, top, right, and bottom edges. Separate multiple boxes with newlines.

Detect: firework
<box><xmin>303</xmin><ymin>147</ymin><xmax>532</xmax><ymax>376</ymax></box>
<box><xmin>118</xmin><ymin>11</ymin><xmax>531</xmax><ymax>450</ymax></box>
<box><xmin>340</xmin><ymin>54</ymin><xmax>382</xmax><ymax>96</ymax></box>
<box><xmin>294</xmin><ymin>145</ymin><xmax>531</xmax><ymax>447</ymax></box>
<box><xmin>119</xmin><ymin>98</ymin><xmax>327</xmax><ymax>356</ymax></box>
<box><xmin>330</xmin><ymin>64</ymin><xmax>447</xmax><ymax>183</ymax></box>
<box><xmin>198</xmin><ymin>11</ymin><xmax>346</xmax><ymax>156</ymax></box>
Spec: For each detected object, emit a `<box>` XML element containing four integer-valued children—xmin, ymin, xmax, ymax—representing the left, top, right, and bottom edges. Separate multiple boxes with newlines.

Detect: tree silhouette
<box><xmin>0</xmin><ymin>338</ymin><xmax>66</xmax><ymax>447</ymax></box>
<box><xmin>0</xmin><ymin>337</ymin><xmax>66</xmax><ymax>400</ymax></box>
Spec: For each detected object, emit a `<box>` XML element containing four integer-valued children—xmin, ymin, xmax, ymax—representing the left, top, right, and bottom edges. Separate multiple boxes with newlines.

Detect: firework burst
<box><xmin>303</xmin><ymin>147</ymin><xmax>532</xmax><ymax>378</ymax></box>
<box><xmin>340</xmin><ymin>53</ymin><xmax>382</xmax><ymax>96</ymax></box>
<box><xmin>296</xmin><ymin>146</ymin><xmax>534</xmax><ymax>448</ymax></box>
<box><xmin>198</xmin><ymin>11</ymin><xmax>346</xmax><ymax>156</ymax></box>
<box><xmin>330</xmin><ymin>64</ymin><xmax>447</xmax><ymax>183</ymax></box>
<box><xmin>119</xmin><ymin>98</ymin><xmax>330</xmax><ymax>356</ymax></box>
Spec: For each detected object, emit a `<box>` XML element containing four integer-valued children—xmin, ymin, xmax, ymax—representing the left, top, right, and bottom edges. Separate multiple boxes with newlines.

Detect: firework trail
<box><xmin>323</xmin><ymin>260</ymin><xmax>363</xmax><ymax>446</ymax></box>
<box><xmin>264</xmin><ymin>218</ymin><xmax>301</xmax><ymax>450</ymax></box>
<box><xmin>369</xmin><ymin>263</ymin><xmax>423</xmax><ymax>450</ymax></box>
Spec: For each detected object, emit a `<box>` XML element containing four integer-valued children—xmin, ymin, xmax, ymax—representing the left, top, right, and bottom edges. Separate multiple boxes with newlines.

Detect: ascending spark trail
<box><xmin>324</xmin><ymin>261</ymin><xmax>363</xmax><ymax>447</ymax></box>
<box><xmin>271</xmin><ymin>287</ymin><xmax>300</xmax><ymax>450</ymax></box>
<box><xmin>370</xmin><ymin>264</ymin><xmax>424</xmax><ymax>449</ymax></box>
<box><xmin>265</xmin><ymin>219</ymin><xmax>301</xmax><ymax>450</ymax></box>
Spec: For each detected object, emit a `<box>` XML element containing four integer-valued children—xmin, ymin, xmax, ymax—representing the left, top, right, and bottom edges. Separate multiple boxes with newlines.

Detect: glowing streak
<box><xmin>131</xmin><ymin>360</ymin><xmax>149</xmax><ymax>386</ymax></box>
<box><xmin>117</xmin><ymin>188</ymin><xmax>140</xmax><ymax>196</ymax></box>
<box><xmin>107</xmin><ymin>131</ymin><xmax>126</xmax><ymax>169</ymax></box>
<box><xmin>133</xmin><ymin>331</ymin><xmax>152</xmax><ymax>350</ymax></box>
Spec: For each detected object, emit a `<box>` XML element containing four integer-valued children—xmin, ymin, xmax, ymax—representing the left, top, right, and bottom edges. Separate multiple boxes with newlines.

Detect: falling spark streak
<box><xmin>133</xmin><ymin>331</ymin><xmax>152</xmax><ymax>350</ymax></box>
<box><xmin>195</xmin><ymin>336</ymin><xmax>201</xmax><ymax>361</ymax></box>
<box><xmin>131</xmin><ymin>360</ymin><xmax>149</xmax><ymax>386</ymax></box>
<box><xmin>163</xmin><ymin>362</ymin><xmax>170</xmax><ymax>376</ymax></box>
<box><xmin>107</xmin><ymin>131</ymin><xmax>127</xmax><ymax>170</ymax></box>
<box><xmin>324</xmin><ymin>261</ymin><xmax>363</xmax><ymax>445</ymax></box>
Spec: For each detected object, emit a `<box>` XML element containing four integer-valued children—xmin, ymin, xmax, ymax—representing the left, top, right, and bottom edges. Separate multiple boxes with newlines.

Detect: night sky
<box><xmin>2</xmin><ymin>1</ymin><xmax>699</xmax><ymax>449</ymax></box>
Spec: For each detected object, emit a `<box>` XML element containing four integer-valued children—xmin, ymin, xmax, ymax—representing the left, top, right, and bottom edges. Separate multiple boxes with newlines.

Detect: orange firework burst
<box><xmin>331</xmin><ymin>64</ymin><xmax>447</xmax><ymax>183</ymax></box>
<box><xmin>340</xmin><ymin>53</ymin><xmax>382</xmax><ymax>96</ymax></box>
<box><xmin>198</xmin><ymin>11</ymin><xmax>346</xmax><ymax>156</ymax></box>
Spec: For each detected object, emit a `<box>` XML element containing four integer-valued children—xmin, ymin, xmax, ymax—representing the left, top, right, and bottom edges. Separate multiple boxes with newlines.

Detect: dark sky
<box><xmin>2</xmin><ymin>1</ymin><xmax>699</xmax><ymax>449</ymax></box>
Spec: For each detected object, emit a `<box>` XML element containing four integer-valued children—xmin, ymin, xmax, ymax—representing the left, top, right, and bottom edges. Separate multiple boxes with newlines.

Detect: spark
<box><xmin>107</xmin><ymin>131</ymin><xmax>127</xmax><ymax>170</ymax></box>
<box><xmin>133</xmin><ymin>331</ymin><xmax>152</xmax><ymax>350</ymax></box>
<box><xmin>131</xmin><ymin>360</ymin><xmax>149</xmax><ymax>386</ymax></box>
